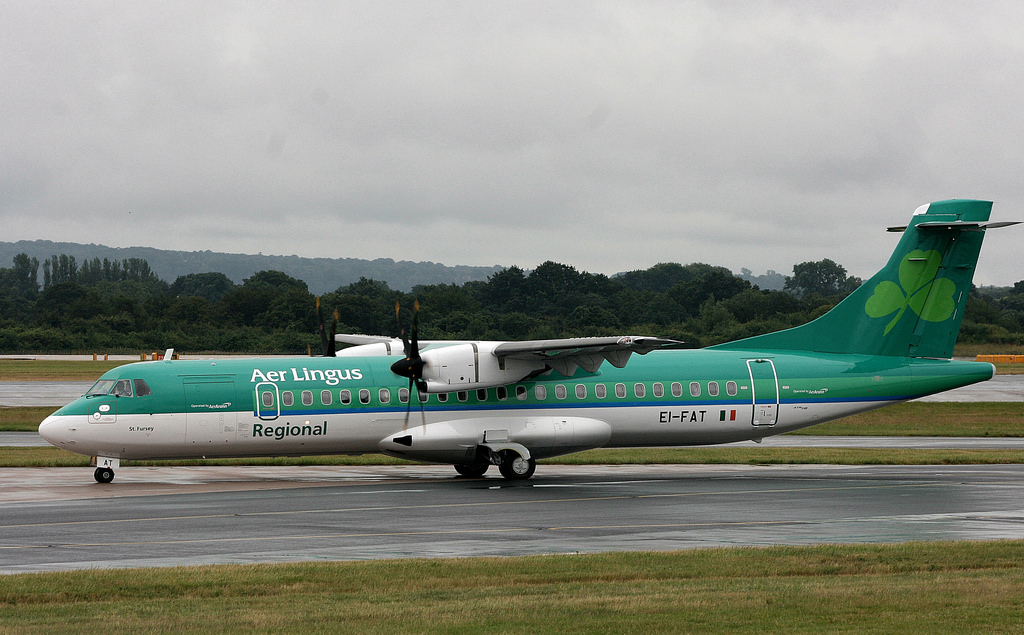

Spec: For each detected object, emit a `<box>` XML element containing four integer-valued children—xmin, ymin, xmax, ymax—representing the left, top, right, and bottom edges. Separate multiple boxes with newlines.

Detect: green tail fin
<box><xmin>710</xmin><ymin>199</ymin><xmax>996</xmax><ymax>359</ymax></box>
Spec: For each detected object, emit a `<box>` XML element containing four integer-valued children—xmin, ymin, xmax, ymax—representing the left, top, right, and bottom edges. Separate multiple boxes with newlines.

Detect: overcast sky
<box><xmin>3</xmin><ymin>2</ymin><xmax>1024</xmax><ymax>286</ymax></box>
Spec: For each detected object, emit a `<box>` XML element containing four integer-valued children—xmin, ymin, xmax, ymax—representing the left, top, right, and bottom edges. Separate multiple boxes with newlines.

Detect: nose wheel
<box><xmin>94</xmin><ymin>467</ymin><xmax>115</xmax><ymax>483</ymax></box>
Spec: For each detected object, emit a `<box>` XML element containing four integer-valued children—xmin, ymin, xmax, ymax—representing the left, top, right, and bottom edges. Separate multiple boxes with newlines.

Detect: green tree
<box><xmin>171</xmin><ymin>272</ymin><xmax>237</xmax><ymax>303</ymax></box>
<box><xmin>784</xmin><ymin>259</ymin><xmax>862</xmax><ymax>298</ymax></box>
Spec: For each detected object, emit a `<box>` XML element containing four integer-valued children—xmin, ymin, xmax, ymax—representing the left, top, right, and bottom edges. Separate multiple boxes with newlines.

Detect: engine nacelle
<box><xmin>420</xmin><ymin>342</ymin><xmax>540</xmax><ymax>392</ymax></box>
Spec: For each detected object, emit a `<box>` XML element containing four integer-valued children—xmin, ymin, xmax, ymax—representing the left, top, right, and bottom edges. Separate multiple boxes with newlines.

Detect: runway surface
<box><xmin>3</xmin><ymin>463</ymin><xmax>1024</xmax><ymax>574</ymax></box>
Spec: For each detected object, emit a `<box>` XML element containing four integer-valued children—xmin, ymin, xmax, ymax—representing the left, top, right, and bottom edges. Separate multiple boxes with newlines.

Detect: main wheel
<box><xmin>454</xmin><ymin>463</ymin><xmax>489</xmax><ymax>478</ymax></box>
<box><xmin>94</xmin><ymin>467</ymin><xmax>115</xmax><ymax>484</ymax></box>
<box><xmin>497</xmin><ymin>451</ymin><xmax>536</xmax><ymax>480</ymax></box>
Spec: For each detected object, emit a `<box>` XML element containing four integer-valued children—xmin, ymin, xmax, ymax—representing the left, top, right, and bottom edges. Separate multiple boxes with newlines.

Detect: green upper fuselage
<box><xmin>51</xmin><ymin>350</ymin><xmax>992</xmax><ymax>423</ymax></box>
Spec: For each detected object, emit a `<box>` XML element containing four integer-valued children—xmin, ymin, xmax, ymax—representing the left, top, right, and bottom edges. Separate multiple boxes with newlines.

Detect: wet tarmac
<box><xmin>4</xmin><ymin>463</ymin><xmax>1024</xmax><ymax>573</ymax></box>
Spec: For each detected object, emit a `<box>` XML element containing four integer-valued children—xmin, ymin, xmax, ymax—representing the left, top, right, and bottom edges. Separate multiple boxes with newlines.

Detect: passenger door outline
<box><xmin>746</xmin><ymin>358</ymin><xmax>779</xmax><ymax>427</ymax></box>
<box><xmin>255</xmin><ymin>381</ymin><xmax>280</xmax><ymax>421</ymax></box>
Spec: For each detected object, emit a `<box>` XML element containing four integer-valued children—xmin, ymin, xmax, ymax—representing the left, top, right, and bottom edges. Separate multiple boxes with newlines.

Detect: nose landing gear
<box><xmin>92</xmin><ymin>456</ymin><xmax>119</xmax><ymax>483</ymax></box>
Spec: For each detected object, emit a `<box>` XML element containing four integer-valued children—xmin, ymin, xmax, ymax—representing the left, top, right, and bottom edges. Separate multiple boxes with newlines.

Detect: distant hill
<box><xmin>0</xmin><ymin>240</ymin><xmax>504</xmax><ymax>293</ymax></box>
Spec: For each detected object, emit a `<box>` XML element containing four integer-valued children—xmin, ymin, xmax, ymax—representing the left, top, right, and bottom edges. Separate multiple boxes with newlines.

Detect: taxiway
<box><xmin>3</xmin><ymin>463</ymin><xmax>1024</xmax><ymax>574</ymax></box>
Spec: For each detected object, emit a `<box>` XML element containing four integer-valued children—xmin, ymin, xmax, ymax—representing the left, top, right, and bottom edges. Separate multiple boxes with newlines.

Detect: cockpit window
<box><xmin>86</xmin><ymin>379</ymin><xmax>116</xmax><ymax>397</ymax></box>
<box><xmin>86</xmin><ymin>378</ymin><xmax>151</xmax><ymax>397</ymax></box>
<box><xmin>111</xmin><ymin>379</ymin><xmax>133</xmax><ymax>397</ymax></box>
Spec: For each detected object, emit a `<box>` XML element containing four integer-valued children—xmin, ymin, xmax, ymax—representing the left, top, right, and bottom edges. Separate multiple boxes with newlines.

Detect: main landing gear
<box><xmin>453</xmin><ymin>448</ymin><xmax>536</xmax><ymax>480</ymax></box>
<box><xmin>497</xmin><ymin>450</ymin><xmax>536</xmax><ymax>480</ymax></box>
<box><xmin>94</xmin><ymin>467</ymin><xmax>115</xmax><ymax>483</ymax></box>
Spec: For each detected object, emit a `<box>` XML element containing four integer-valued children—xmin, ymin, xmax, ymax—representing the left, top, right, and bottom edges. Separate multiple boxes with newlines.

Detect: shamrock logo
<box><xmin>864</xmin><ymin>249</ymin><xmax>957</xmax><ymax>335</ymax></box>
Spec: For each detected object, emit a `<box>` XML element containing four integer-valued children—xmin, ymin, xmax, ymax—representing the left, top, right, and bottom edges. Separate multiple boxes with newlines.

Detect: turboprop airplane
<box><xmin>39</xmin><ymin>199</ymin><xmax>1017</xmax><ymax>483</ymax></box>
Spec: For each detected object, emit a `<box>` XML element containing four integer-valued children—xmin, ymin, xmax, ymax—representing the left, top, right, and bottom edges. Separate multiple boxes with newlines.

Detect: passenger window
<box><xmin>282</xmin><ymin>391</ymin><xmax>294</xmax><ymax>407</ymax></box>
<box><xmin>301</xmin><ymin>390</ymin><xmax>313</xmax><ymax>406</ymax></box>
<box><xmin>477</xmin><ymin>389</ymin><xmax>488</xmax><ymax>401</ymax></box>
<box><xmin>615</xmin><ymin>383</ymin><xmax>626</xmax><ymax>398</ymax></box>
<box><xmin>690</xmin><ymin>382</ymin><xmax>701</xmax><ymax>397</ymax></box>
<box><xmin>261</xmin><ymin>391</ymin><xmax>274</xmax><ymax>408</ymax></box>
<box><xmin>653</xmin><ymin>383</ymin><xmax>664</xmax><ymax>398</ymax></box>
<box><xmin>708</xmin><ymin>381</ymin><xmax>720</xmax><ymax>397</ymax></box>
<box><xmin>595</xmin><ymin>384</ymin><xmax>607</xmax><ymax>399</ymax></box>
<box><xmin>516</xmin><ymin>385</ymin><xmax>528</xmax><ymax>400</ymax></box>
<box><xmin>671</xmin><ymin>382</ymin><xmax>683</xmax><ymax>398</ymax></box>
<box><xmin>112</xmin><ymin>379</ymin><xmax>133</xmax><ymax>398</ymax></box>
<box><xmin>417</xmin><ymin>388</ymin><xmax>428</xmax><ymax>403</ymax></box>
<box><xmin>497</xmin><ymin>386</ymin><xmax>508</xmax><ymax>401</ymax></box>
<box><xmin>379</xmin><ymin>388</ymin><xmax>390</xmax><ymax>404</ymax></box>
<box><xmin>437</xmin><ymin>392</ymin><xmax>448</xmax><ymax>403</ymax></box>
<box><xmin>340</xmin><ymin>389</ymin><xmax>351</xmax><ymax>405</ymax></box>
<box><xmin>634</xmin><ymin>383</ymin><xmax>646</xmax><ymax>398</ymax></box>
<box><xmin>133</xmin><ymin>379</ymin><xmax>153</xmax><ymax>397</ymax></box>
<box><xmin>457</xmin><ymin>391</ymin><xmax>468</xmax><ymax>402</ymax></box>
<box><xmin>727</xmin><ymin>381</ymin><xmax>738</xmax><ymax>397</ymax></box>
<box><xmin>575</xmin><ymin>384</ymin><xmax>587</xmax><ymax>399</ymax></box>
<box><xmin>358</xmin><ymin>389</ymin><xmax>370</xmax><ymax>405</ymax></box>
<box><xmin>399</xmin><ymin>387</ymin><xmax>409</xmax><ymax>403</ymax></box>
<box><xmin>555</xmin><ymin>385</ymin><xmax>567</xmax><ymax>400</ymax></box>
<box><xmin>535</xmin><ymin>385</ymin><xmax>547</xmax><ymax>400</ymax></box>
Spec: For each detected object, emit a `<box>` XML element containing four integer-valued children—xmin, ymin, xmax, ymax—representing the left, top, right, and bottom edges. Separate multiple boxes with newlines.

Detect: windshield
<box><xmin>86</xmin><ymin>379</ymin><xmax>116</xmax><ymax>397</ymax></box>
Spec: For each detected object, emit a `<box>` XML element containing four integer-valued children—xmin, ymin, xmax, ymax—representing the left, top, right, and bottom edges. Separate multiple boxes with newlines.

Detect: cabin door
<box><xmin>254</xmin><ymin>381</ymin><xmax>280</xmax><ymax>421</ymax></box>
<box><xmin>746</xmin><ymin>358</ymin><xmax>779</xmax><ymax>427</ymax></box>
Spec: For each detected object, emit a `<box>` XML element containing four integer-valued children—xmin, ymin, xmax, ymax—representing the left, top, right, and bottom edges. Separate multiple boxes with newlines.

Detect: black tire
<box><xmin>94</xmin><ymin>467</ymin><xmax>115</xmax><ymax>484</ymax></box>
<box><xmin>454</xmin><ymin>463</ymin><xmax>489</xmax><ymax>478</ymax></box>
<box><xmin>497</xmin><ymin>451</ymin><xmax>536</xmax><ymax>480</ymax></box>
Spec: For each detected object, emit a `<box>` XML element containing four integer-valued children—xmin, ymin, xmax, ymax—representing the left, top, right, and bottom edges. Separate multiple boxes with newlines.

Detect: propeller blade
<box><xmin>316</xmin><ymin>297</ymin><xmax>328</xmax><ymax>357</ymax></box>
<box><xmin>327</xmin><ymin>310</ymin><xmax>338</xmax><ymax>357</ymax></box>
<box><xmin>392</xmin><ymin>300</ymin><xmax>426</xmax><ymax>431</ymax></box>
<box><xmin>315</xmin><ymin>297</ymin><xmax>339</xmax><ymax>357</ymax></box>
<box><xmin>402</xmin><ymin>378</ymin><xmax>414</xmax><ymax>430</ymax></box>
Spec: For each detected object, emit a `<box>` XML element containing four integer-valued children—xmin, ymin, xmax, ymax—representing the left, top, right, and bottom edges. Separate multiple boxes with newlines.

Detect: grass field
<box><xmin>2</xmin><ymin>541</ymin><xmax>1024</xmax><ymax>632</ymax></box>
<box><xmin>0</xmin><ymin>359</ymin><xmax>128</xmax><ymax>381</ymax></box>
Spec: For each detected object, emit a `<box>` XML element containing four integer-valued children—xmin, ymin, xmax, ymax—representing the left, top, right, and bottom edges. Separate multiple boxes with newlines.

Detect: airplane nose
<box><xmin>38</xmin><ymin>415</ymin><xmax>64</xmax><ymax>446</ymax></box>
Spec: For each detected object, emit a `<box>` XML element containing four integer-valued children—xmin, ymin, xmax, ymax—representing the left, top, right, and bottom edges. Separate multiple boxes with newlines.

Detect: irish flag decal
<box><xmin>720</xmin><ymin>410</ymin><xmax>737</xmax><ymax>422</ymax></box>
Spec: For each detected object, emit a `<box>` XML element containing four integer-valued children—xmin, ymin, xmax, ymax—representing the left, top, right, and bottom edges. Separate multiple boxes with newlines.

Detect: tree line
<box><xmin>1</xmin><ymin>253</ymin><xmax>1022</xmax><ymax>353</ymax></box>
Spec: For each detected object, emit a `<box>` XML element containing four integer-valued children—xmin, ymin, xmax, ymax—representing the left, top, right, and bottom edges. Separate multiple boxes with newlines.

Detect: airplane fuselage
<box><xmin>39</xmin><ymin>350</ymin><xmax>994</xmax><ymax>466</ymax></box>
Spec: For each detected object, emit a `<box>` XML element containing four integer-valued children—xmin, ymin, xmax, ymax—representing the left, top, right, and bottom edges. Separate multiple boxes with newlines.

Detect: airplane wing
<box><xmin>335</xmin><ymin>334</ymin><xmax>402</xmax><ymax>347</ymax></box>
<box><xmin>492</xmin><ymin>336</ymin><xmax>683</xmax><ymax>376</ymax></box>
<box><xmin>336</xmin><ymin>333</ymin><xmax>683</xmax><ymax>385</ymax></box>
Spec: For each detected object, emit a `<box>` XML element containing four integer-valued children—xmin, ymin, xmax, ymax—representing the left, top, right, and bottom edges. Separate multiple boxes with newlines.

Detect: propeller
<box><xmin>315</xmin><ymin>297</ymin><xmax>337</xmax><ymax>357</ymax></box>
<box><xmin>390</xmin><ymin>300</ymin><xmax>427</xmax><ymax>429</ymax></box>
